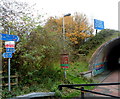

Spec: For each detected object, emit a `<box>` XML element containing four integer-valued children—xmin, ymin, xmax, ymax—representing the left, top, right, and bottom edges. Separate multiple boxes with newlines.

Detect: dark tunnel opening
<box><xmin>107</xmin><ymin>44</ymin><xmax>120</xmax><ymax>71</ymax></box>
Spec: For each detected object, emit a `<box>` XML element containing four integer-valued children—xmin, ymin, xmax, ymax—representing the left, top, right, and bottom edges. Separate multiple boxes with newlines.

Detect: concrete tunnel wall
<box><xmin>89</xmin><ymin>37</ymin><xmax>120</xmax><ymax>76</ymax></box>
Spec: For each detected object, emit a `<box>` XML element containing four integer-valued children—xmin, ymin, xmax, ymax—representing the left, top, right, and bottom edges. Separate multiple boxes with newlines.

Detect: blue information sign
<box><xmin>6</xmin><ymin>48</ymin><xmax>16</xmax><ymax>53</ymax></box>
<box><xmin>94</xmin><ymin>19</ymin><xmax>104</xmax><ymax>30</ymax></box>
<box><xmin>2</xmin><ymin>53</ymin><xmax>12</xmax><ymax>58</ymax></box>
<box><xmin>0</xmin><ymin>33</ymin><xmax>19</xmax><ymax>42</ymax></box>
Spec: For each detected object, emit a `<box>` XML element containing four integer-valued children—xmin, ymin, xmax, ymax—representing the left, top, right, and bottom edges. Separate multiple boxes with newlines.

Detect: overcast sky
<box><xmin>19</xmin><ymin>0</ymin><xmax>119</xmax><ymax>30</ymax></box>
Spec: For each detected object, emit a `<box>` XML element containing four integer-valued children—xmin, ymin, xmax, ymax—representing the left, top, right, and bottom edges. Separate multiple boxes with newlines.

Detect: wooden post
<box><xmin>15</xmin><ymin>72</ymin><xmax>18</xmax><ymax>86</ymax></box>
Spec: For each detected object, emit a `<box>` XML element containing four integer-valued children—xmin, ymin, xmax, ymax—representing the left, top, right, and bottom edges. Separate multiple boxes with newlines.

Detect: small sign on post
<box><xmin>0</xmin><ymin>33</ymin><xmax>19</xmax><ymax>42</ymax></box>
<box><xmin>6</xmin><ymin>48</ymin><xmax>16</xmax><ymax>53</ymax></box>
<box><xmin>60</xmin><ymin>54</ymin><xmax>69</xmax><ymax>68</ymax></box>
<box><xmin>2</xmin><ymin>53</ymin><xmax>12</xmax><ymax>58</ymax></box>
<box><xmin>60</xmin><ymin>54</ymin><xmax>69</xmax><ymax>78</ymax></box>
<box><xmin>5</xmin><ymin>41</ymin><xmax>15</xmax><ymax>48</ymax></box>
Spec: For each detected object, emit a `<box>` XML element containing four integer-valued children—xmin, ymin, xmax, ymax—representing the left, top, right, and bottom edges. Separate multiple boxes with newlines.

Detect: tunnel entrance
<box><xmin>107</xmin><ymin>44</ymin><xmax>120</xmax><ymax>71</ymax></box>
<box><xmin>89</xmin><ymin>37</ymin><xmax>120</xmax><ymax>76</ymax></box>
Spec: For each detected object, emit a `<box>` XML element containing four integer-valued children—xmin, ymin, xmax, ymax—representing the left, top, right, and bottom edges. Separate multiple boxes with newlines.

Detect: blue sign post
<box><xmin>1</xmin><ymin>28</ymin><xmax>20</xmax><ymax>91</ymax></box>
<box><xmin>6</xmin><ymin>48</ymin><xmax>16</xmax><ymax>53</ymax></box>
<box><xmin>94</xmin><ymin>19</ymin><xmax>104</xmax><ymax>34</ymax></box>
<box><xmin>0</xmin><ymin>33</ymin><xmax>19</xmax><ymax>42</ymax></box>
<box><xmin>2</xmin><ymin>53</ymin><xmax>13</xmax><ymax>58</ymax></box>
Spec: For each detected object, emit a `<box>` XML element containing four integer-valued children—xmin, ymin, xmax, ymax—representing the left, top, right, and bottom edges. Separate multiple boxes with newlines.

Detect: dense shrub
<box><xmin>78</xmin><ymin>29</ymin><xmax>119</xmax><ymax>55</ymax></box>
<box><xmin>11</xmin><ymin>26</ymin><xmax>62</xmax><ymax>84</ymax></box>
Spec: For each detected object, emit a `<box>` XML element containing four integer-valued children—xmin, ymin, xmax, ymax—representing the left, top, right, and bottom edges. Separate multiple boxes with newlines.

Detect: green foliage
<box><xmin>57</xmin><ymin>61</ymin><xmax>94</xmax><ymax>97</ymax></box>
<box><xmin>79</xmin><ymin>29</ymin><xmax>119</xmax><ymax>56</ymax></box>
<box><xmin>2</xmin><ymin>61</ymin><xmax>95</xmax><ymax>98</ymax></box>
<box><xmin>11</xmin><ymin>25</ymin><xmax>61</xmax><ymax>84</ymax></box>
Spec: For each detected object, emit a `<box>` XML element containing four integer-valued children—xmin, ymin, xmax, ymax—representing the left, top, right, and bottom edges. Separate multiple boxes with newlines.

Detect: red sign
<box><xmin>5</xmin><ymin>44</ymin><xmax>15</xmax><ymax>48</ymax></box>
<box><xmin>60</xmin><ymin>54</ymin><xmax>69</xmax><ymax>68</ymax></box>
<box><xmin>5</xmin><ymin>41</ymin><xmax>15</xmax><ymax>48</ymax></box>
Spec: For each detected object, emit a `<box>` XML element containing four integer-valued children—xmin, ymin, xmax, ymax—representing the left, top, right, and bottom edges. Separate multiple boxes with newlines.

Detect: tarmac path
<box><xmin>89</xmin><ymin>70</ymin><xmax>120</xmax><ymax>97</ymax></box>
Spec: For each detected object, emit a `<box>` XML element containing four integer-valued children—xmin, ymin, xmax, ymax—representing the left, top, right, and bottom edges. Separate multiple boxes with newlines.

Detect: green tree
<box><xmin>0</xmin><ymin>0</ymin><xmax>62</xmax><ymax>85</ymax></box>
<box><xmin>0</xmin><ymin>0</ymin><xmax>41</xmax><ymax>35</ymax></box>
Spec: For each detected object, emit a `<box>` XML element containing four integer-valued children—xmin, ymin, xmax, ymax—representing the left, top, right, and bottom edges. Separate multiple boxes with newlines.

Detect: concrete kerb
<box><xmin>10</xmin><ymin>92</ymin><xmax>55</xmax><ymax>99</ymax></box>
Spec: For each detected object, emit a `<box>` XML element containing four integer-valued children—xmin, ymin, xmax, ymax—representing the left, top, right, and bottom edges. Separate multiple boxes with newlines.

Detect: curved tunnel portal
<box><xmin>89</xmin><ymin>37</ymin><xmax>120</xmax><ymax>76</ymax></box>
<box><xmin>107</xmin><ymin>44</ymin><xmax>120</xmax><ymax>71</ymax></box>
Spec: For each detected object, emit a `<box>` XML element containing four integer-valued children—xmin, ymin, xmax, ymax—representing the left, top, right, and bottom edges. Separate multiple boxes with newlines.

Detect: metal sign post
<box><xmin>1</xmin><ymin>28</ymin><xmax>19</xmax><ymax>91</ymax></box>
<box><xmin>8</xmin><ymin>27</ymin><xmax>11</xmax><ymax>91</ymax></box>
<box><xmin>96</xmin><ymin>29</ymin><xmax>98</xmax><ymax>35</ymax></box>
<box><xmin>61</xmin><ymin>14</ymin><xmax>71</xmax><ymax>78</ymax></box>
<box><xmin>8</xmin><ymin>58</ymin><xmax>11</xmax><ymax>91</ymax></box>
<box><xmin>64</xmin><ymin>68</ymin><xmax>66</xmax><ymax>78</ymax></box>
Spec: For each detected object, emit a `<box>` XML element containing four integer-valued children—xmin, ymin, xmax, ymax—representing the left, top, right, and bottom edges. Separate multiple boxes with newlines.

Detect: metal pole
<box><xmin>8</xmin><ymin>58</ymin><xmax>11</xmax><ymax>91</ymax></box>
<box><xmin>96</xmin><ymin>29</ymin><xmax>97</xmax><ymax>35</ymax></box>
<box><xmin>62</xmin><ymin>16</ymin><xmax>65</xmax><ymax>51</ymax></box>
<box><xmin>63</xmin><ymin>16</ymin><xmax>66</xmax><ymax>78</ymax></box>
<box><xmin>0</xmin><ymin>34</ymin><xmax>2</xmax><ymax>99</ymax></box>
<box><xmin>8</xmin><ymin>27</ymin><xmax>11</xmax><ymax>91</ymax></box>
<box><xmin>64</xmin><ymin>68</ymin><xmax>66</xmax><ymax>78</ymax></box>
<box><xmin>62</xmin><ymin>14</ymin><xmax>71</xmax><ymax>78</ymax></box>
